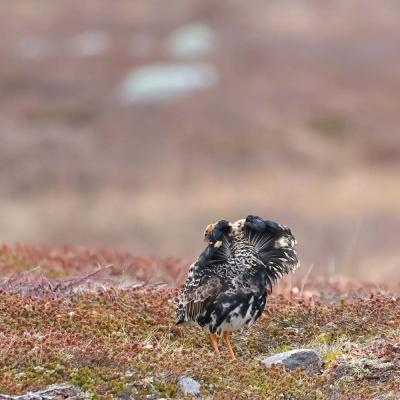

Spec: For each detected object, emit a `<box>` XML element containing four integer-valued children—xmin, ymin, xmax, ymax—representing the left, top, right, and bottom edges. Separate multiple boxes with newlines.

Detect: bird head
<box><xmin>204</xmin><ymin>220</ymin><xmax>232</xmax><ymax>244</ymax></box>
<box><xmin>244</xmin><ymin>215</ymin><xmax>267</xmax><ymax>231</ymax></box>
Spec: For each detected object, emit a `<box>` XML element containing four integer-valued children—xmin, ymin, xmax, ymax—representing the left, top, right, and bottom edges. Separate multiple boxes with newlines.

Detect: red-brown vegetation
<box><xmin>0</xmin><ymin>245</ymin><xmax>399</xmax><ymax>399</ymax></box>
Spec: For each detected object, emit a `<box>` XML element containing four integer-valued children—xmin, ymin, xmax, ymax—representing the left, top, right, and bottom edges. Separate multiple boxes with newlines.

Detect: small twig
<box><xmin>62</xmin><ymin>263</ymin><xmax>114</xmax><ymax>289</ymax></box>
<box><xmin>300</xmin><ymin>263</ymin><xmax>314</xmax><ymax>297</ymax></box>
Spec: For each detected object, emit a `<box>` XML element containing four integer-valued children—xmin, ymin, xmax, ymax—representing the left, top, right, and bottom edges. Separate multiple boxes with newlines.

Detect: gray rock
<box><xmin>0</xmin><ymin>384</ymin><xmax>85</xmax><ymax>399</ymax></box>
<box><xmin>166</xmin><ymin>23</ymin><xmax>217</xmax><ymax>58</ymax></box>
<box><xmin>261</xmin><ymin>349</ymin><xmax>322</xmax><ymax>373</ymax></box>
<box><xmin>118</xmin><ymin>63</ymin><xmax>218</xmax><ymax>104</ymax></box>
<box><xmin>177</xmin><ymin>376</ymin><xmax>201</xmax><ymax>399</ymax></box>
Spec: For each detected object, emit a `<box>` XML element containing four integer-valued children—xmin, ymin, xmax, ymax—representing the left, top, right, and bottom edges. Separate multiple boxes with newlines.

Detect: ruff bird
<box><xmin>176</xmin><ymin>215</ymin><xmax>299</xmax><ymax>360</ymax></box>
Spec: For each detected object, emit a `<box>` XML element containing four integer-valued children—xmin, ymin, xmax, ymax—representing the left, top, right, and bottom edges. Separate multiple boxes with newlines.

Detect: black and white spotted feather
<box><xmin>176</xmin><ymin>216</ymin><xmax>299</xmax><ymax>335</ymax></box>
<box><xmin>243</xmin><ymin>215</ymin><xmax>299</xmax><ymax>289</ymax></box>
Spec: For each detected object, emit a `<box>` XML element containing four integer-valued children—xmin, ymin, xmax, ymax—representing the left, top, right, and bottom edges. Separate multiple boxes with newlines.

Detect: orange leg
<box><xmin>223</xmin><ymin>331</ymin><xmax>236</xmax><ymax>361</ymax></box>
<box><xmin>209</xmin><ymin>333</ymin><xmax>220</xmax><ymax>354</ymax></box>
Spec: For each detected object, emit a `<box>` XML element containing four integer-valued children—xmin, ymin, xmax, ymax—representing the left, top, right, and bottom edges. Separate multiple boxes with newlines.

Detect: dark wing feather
<box><xmin>243</xmin><ymin>215</ymin><xmax>299</xmax><ymax>287</ymax></box>
<box><xmin>198</xmin><ymin>235</ymin><xmax>232</xmax><ymax>267</ymax></box>
<box><xmin>180</xmin><ymin>275</ymin><xmax>222</xmax><ymax>322</ymax></box>
<box><xmin>176</xmin><ymin>236</ymin><xmax>231</xmax><ymax>325</ymax></box>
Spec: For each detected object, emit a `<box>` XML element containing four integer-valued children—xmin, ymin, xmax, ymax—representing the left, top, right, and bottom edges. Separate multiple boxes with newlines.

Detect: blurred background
<box><xmin>0</xmin><ymin>0</ymin><xmax>399</xmax><ymax>282</ymax></box>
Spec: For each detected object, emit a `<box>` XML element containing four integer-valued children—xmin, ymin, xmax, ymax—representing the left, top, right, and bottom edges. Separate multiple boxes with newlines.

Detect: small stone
<box><xmin>177</xmin><ymin>376</ymin><xmax>201</xmax><ymax>398</ymax></box>
<box><xmin>261</xmin><ymin>349</ymin><xmax>322</xmax><ymax>373</ymax></box>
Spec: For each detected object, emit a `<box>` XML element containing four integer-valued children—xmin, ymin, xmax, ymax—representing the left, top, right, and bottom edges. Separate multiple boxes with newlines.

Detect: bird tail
<box><xmin>243</xmin><ymin>215</ymin><xmax>299</xmax><ymax>287</ymax></box>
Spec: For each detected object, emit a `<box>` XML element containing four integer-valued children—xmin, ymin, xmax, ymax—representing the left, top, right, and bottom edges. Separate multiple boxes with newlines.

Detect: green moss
<box><xmin>152</xmin><ymin>380</ymin><xmax>178</xmax><ymax>398</ymax></box>
<box><xmin>323</xmin><ymin>350</ymin><xmax>343</xmax><ymax>365</ymax></box>
<box><xmin>68</xmin><ymin>367</ymin><xmax>132</xmax><ymax>398</ymax></box>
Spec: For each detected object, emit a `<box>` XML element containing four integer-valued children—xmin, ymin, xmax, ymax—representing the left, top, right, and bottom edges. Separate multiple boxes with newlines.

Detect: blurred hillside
<box><xmin>0</xmin><ymin>0</ymin><xmax>399</xmax><ymax>281</ymax></box>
